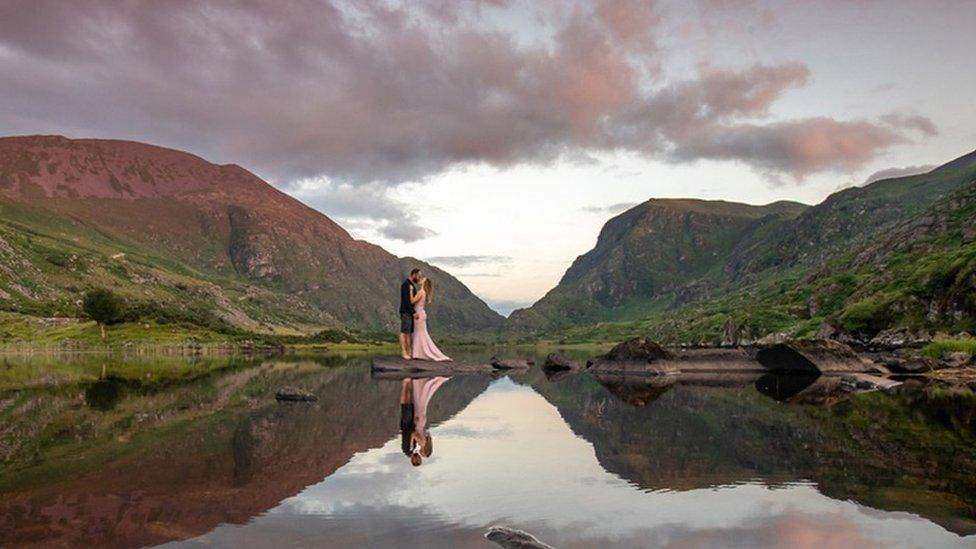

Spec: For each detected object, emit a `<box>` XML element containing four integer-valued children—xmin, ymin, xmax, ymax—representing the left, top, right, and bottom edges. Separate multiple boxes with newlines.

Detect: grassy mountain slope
<box><xmin>0</xmin><ymin>135</ymin><xmax>503</xmax><ymax>336</ymax></box>
<box><xmin>508</xmin><ymin>199</ymin><xmax>807</xmax><ymax>330</ymax></box>
<box><xmin>510</xmin><ymin>151</ymin><xmax>976</xmax><ymax>343</ymax></box>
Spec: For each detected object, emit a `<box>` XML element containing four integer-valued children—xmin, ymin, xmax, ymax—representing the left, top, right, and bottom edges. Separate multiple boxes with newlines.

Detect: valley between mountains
<box><xmin>1</xmin><ymin>134</ymin><xmax>974</xmax><ymax>348</ymax></box>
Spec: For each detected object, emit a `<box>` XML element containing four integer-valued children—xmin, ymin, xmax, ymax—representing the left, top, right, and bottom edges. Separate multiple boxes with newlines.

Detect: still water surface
<box><xmin>1</xmin><ymin>350</ymin><xmax>975</xmax><ymax>548</ymax></box>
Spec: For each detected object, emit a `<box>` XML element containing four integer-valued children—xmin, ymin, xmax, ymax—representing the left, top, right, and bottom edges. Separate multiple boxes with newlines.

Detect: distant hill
<box><xmin>0</xmin><ymin>135</ymin><xmax>503</xmax><ymax>335</ymax></box>
<box><xmin>510</xmin><ymin>151</ymin><xmax>976</xmax><ymax>342</ymax></box>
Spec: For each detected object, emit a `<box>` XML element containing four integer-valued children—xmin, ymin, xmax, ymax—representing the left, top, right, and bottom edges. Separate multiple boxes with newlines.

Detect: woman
<box><xmin>408</xmin><ymin>375</ymin><xmax>449</xmax><ymax>466</ymax></box>
<box><xmin>410</xmin><ymin>277</ymin><xmax>451</xmax><ymax>362</ymax></box>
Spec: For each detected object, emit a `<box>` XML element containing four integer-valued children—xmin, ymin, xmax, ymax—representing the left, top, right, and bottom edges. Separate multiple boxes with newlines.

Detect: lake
<box><xmin>1</xmin><ymin>349</ymin><xmax>975</xmax><ymax>548</ymax></box>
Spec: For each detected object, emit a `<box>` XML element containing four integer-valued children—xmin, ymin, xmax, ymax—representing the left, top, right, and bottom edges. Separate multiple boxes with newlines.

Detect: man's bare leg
<box><xmin>399</xmin><ymin>332</ymin><xmax>410</xmax><ymax>359</ymax></box>
<box><xmin>400</xmin><ymin>378</ymin><xmax>412</xmax><ymax>404</ymax></box>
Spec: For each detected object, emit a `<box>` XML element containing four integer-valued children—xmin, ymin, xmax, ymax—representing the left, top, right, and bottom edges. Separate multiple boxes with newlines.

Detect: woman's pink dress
<box><xmin>411</xmin><ymin>291</ymin><xmax>451</xmax><ymax>361</ymax></box>
<box><xmin>412</xmin><ymin>376</ymin><xmax>449</xmax><ymax>436</ymax></box>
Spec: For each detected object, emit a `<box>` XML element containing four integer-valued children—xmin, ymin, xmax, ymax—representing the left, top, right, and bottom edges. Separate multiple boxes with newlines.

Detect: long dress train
<box><xmin>411</xmin><ymin>290</ymin><xmax>452</xmax><ymax>361</ymax></box>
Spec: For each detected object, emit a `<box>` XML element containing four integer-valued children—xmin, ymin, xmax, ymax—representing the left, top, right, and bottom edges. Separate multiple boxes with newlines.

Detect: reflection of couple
<box><xmin>400</xmin><ymin>376</ymin><xmax>449</xmax><ymax>466</ymax></box>
<box><xmin>398</xmin><ymin>268</ymin><xmax>451</xmax><ymax>362</ymax></box>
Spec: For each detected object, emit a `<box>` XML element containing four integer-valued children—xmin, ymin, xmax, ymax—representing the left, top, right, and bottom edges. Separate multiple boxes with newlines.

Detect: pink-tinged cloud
<box><xmin>0</xmin><ymin>0</ymin><xmax>936</xmax><ymax>186</ymax></box>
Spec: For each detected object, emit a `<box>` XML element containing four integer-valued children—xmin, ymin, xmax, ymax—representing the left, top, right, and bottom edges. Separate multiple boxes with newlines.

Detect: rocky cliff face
<box><xmin>508</xmin><ymin>199</ymin><xmax>807</xmax><ymax>330</ymax></box>
<box><xmin>510</xmin><ymin>150</ymin><xmax>976</xmax><ymax>339</ymax></box>
<box><xmin>0</xmin><ymin>135</ymin><xmax>503</xmax><ymax>334</ymax></box>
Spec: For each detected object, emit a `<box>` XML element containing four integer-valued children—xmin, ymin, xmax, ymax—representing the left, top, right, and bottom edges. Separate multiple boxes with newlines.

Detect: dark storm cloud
<box><xmin>0</xmin><ymin>0</ymin><xmax>935</xmax><ymax>186</ymax></box>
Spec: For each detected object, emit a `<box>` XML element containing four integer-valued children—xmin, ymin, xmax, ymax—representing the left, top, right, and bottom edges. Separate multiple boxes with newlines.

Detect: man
<box><xmin>399</xmin><ymin>268</ymin><xmax>422</xmax><ymax>359</ymax></box>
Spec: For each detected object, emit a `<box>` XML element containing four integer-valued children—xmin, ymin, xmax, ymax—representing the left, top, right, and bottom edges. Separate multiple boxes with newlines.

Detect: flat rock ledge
<box><xmin>588</xmin><ymin>337</ymin><xmax>891</xmax><ymax>376</ymax></box>
<box><xmin>371</xmin><ymin>356</ymin><xmax>529</xmax><ymax>378</ymax></box>
<box><xmin>756</xmin><ymin>340</ymin><xmax>887</xmax><ymax>374</ymax></box>
<box><xmin>275</xmin><ymin>388</ymin><xmax>318</xmax><ymax>402</ymax></box>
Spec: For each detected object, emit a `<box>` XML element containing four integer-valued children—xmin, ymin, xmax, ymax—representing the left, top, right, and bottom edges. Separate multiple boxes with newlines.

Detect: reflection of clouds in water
<box><xmin>207</xmin><ymin>380</ymin><xmax>970</xmax><ymax>549</ymax></box>
<box><xmin>434</xmin><ymin>424</ymin><xmax>512</xmax><ymax>439</ymax></box>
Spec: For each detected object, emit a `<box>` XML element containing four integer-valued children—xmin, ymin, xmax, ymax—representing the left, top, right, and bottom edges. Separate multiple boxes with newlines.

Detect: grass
<box><xmin>923</xmin><ymin>338</ymin><xmax>976</xmax><ymax>359</ymax></box>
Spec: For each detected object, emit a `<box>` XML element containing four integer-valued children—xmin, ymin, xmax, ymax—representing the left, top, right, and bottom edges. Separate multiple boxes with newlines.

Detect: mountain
<box><xmin>931</xmin><ymin>148</ymin><xmax>976</xmax><ymax>174</ymax></box>
<box><xmin>510</xmin><ymin>151</ymin><xmax>976</xmax><ymax>341</ymax></box>
<box><xmin>508</xmin><ymin>199</ymin><xmax>807</xmax><ymax>330</ymax></box>
<box><xmin>0</xmin><ymin>135</ymin><xmax>503</xmax><ymax>335</ymax></box>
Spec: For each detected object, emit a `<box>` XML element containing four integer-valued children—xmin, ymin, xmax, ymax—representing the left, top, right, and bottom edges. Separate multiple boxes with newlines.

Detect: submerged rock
<box><xmin>484</xmin><ymin>526</ymin><xmax>555</xmax><ymax>549</ymax></box>
<box><xmin>275</xmin><ymin>388</ymin><xmax>318</xmax><ymax>402</ymax></box>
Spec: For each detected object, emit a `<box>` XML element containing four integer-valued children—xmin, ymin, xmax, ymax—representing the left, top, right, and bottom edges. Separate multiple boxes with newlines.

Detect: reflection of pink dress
<box><xmin>412</xmin><ymin>376</ymin><xmax>449</xmax><ymax>436</ymax></box>
<box><xmin>411</xmin><ymin>291</ymin><xmax>451</xmax><ymax>362</ymax></box>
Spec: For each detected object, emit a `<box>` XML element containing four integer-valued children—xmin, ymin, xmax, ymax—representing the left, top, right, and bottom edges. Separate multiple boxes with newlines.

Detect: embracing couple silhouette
<box><xmin>398</xmin><ymin>268</ymin><xmax>452</xmax><ymax>362</ymax></box>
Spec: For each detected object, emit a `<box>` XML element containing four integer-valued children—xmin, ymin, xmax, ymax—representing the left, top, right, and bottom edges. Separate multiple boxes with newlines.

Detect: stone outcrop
<box><xmin>275</xmin><ymin>388</ymin><xmax>318</xmax><ymax>402</ymax></box>
<box><xmin>484</xmin><ymin>527</ymin><xmax>555</xmax><ymax>549</ymax></box>
<box><xmin>756</xmin><ymin>340</ymin><xmax>884</xmax><ymax>374</ymax></box>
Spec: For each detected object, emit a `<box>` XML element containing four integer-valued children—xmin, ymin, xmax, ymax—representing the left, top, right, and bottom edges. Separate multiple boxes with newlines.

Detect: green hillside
<box><xmin>510</xmin><ymin>154</ymin><xmax>976</xmax><ymax>344</ymax></box>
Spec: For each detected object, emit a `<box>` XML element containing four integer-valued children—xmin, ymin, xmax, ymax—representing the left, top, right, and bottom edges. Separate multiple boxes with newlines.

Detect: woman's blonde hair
<box><xmin>422</xmin><ymin>278</ymin><xmax>433</xmax><ymax>304</ymax></box>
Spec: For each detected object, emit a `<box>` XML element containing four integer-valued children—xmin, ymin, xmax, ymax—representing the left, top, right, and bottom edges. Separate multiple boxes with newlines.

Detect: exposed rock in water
<box><xmin>275</xmin><ymin>388</ymin><xmax>318</xmax><ymax>402</ymax></box>
<box><xmin>542</xmin><ymin>353</ymin><xmax>578</xmax><ymax>371</ymax></box>
<box><xmin>601</xmin><ymin>337</ymin><xmax>673</xmax><ymax>362</ymax></box>
<box><xmin>756</xmin><ymin>340</ymin><xmax>884</xmax><ymax>374</ymax></box>
<box><xmin>869</xmin><ymin>327</ymin><xmax>933</xmax><ymax>350</ymax></box>
<box><xmin>839</xmin><ymin>373</ymin><xmax>902</xmax><ymax>393</ymax></box>
<box><xmin>490</xmin><ymin>357</ymin><xmax>533</xmax><ymax>370</ymax></box>
<box><xmin>484</xmin><ymin>526</ymin><xmax>555</xmax><ymax>549</ymax></box>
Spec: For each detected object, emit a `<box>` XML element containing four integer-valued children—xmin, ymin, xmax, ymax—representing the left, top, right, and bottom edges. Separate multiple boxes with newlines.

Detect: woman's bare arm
<box><xmin>411</xmin><ymin>289</ymin><xmax>425</xmax><ymax>304</ymax></box>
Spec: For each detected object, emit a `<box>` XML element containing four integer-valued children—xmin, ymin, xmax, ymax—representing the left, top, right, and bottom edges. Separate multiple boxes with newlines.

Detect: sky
<box><xmin>1</xmin><ymin>0</ymin><xmax>974</xmax><ymax>315</ymax></box>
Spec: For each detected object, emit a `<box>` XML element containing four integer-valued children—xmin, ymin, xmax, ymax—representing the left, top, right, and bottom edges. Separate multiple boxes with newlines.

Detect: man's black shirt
<box><xmin>400</xmin><ymin>279</ymin><xmax>415</xmax><ymax>315</ymax></box>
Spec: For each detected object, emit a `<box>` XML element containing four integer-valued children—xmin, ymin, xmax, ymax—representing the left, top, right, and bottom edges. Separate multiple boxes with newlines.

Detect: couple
<box><xmin>399</xmin><ymin>268</ymin><xmax>451</xmax><ymax>362</ymax></box>
<box><xmin>399</xmin><ymin>376</ymin><xmax>450</xmax><ymax>466</ymax></box>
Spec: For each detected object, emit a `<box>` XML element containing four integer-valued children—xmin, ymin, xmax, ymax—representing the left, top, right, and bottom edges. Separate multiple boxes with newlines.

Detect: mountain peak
<box><xmin>932</xmin><ymin>148</ymin><xmax>976</xmax><ymax>174</ymax></box>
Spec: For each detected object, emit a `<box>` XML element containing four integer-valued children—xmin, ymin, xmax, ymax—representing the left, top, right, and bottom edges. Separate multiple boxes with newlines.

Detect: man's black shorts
<box><xmin>400</xmin><ymin>312</ymin><xmax>414</xmax><ymax>334</ymax></box>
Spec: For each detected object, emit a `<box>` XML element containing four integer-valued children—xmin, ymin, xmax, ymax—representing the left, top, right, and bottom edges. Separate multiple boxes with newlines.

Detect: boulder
<box><xmin>275</xmin><ymin>388</ymin><xmax>318</xmax><ymax>402</ymax></box>
<box><xmin>485</xmin><ymin>527</ymin><xmax>555</xmax><ymax>549</ymax></box>
<box><xmin>755</xmin><ymin>332</ymin><xmax>792</xmax><ymax>346</ymax></box>
<box><xmin>941</xmin><ymin>351</ymin><xmax>975</xmax><ymax>369</ymax></box>
<box><xmin>756</xmin><ymin>340</ymin><xmax>882</xmax><ymax>374</ymax></box>
<box><xmin>869</xmin><ymin>327</ymin><xmax>933</xmax><ymax>349</ymax></box>
<box><xmin>542</xmin><ymin>352</ymin><xmax>579</xmax><ymax>371</ymax></box>
<box><xmin>490</xmin><ymin>357</ymin><xmax>532</xmax><ymax>370</ymax></box>
<box><xmin>602</xmin><ymin>337</ymin><xmax>673</xmax><ymax>362</ymax></box>
<box><xmin>814</xmin><ymin>322</ymin><xmax>861</xmax><ymax>345</ymax></box>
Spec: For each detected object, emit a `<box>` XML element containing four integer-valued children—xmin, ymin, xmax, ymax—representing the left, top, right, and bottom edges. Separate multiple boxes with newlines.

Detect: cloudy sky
<box><xmin>1</xmin><ymin>0</ymin><xmax>974</xmax><ymax>314</ymax></box>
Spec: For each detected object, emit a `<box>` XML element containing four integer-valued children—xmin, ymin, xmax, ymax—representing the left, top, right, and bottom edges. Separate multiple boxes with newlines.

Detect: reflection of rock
<box><xmin>756</xmin><ymin>340</ymin><xmax>883</xmax><ymax>374</ymax></box>
<box><xmin>84</xmin><ymin>379</ymin><xmax>123</xmax><ymax>411</ymax></box>
<box><xmin>754</xmin><ymin>373</ymin><xmax>821</xmax><ymax>402</ymax></box>
<box><xmin>485</xmin><ymin>526</ymin><xmax>555</xmax><ymax>549</ymax></box>
<box><xmin>275</xmin><ymin>388</ymin><xmax>318</xmax><ymax>402</ymax></box>
<box><xmin>592</xmin><ymin>374</ymin><xmax>676</xmax><ymax>407</ymax></box>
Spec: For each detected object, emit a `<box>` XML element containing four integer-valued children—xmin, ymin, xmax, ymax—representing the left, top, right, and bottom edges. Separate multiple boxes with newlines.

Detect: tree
<box><xmin>82</xmin><ymin>288</ymin><xmax>122</xmax><ymax>340</ymax></box>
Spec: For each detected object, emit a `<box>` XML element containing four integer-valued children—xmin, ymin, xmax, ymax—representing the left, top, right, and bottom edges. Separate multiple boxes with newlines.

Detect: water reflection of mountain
<box><xmin>0</xmin><ymin>361</ymin><xmax>488</xmax><ymax>547</ymax></box>
<box><xmin>529</xmin><ymin>370</ymin><xmax>976</xmax><ymax>535</ymax></box>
